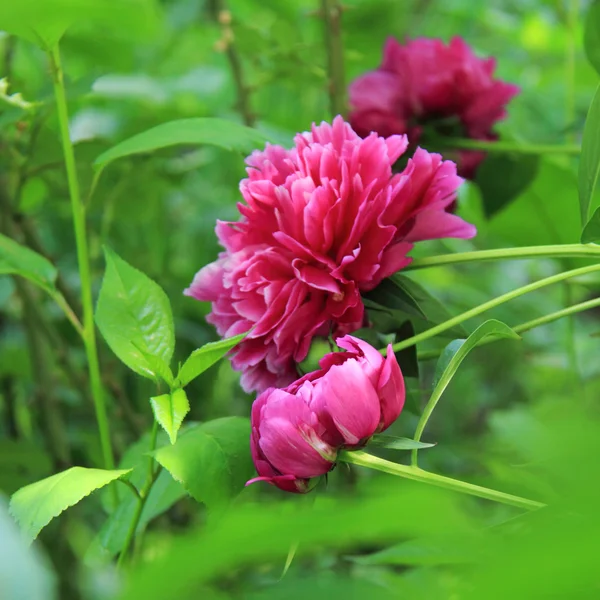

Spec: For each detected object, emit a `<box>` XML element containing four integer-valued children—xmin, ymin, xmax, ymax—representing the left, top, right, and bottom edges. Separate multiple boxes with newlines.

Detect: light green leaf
<box><xmin>150</xmin><ymin>390</ymin><xmax>190</xmax><ymax>445</ymax></box>
<box><xmin>96</xmin><ymin>247</ymin><xmax>174</xmax><ymax>379</ymax></box>
<box><xmin>368</xmin><ymin>435</ymin><xmax>435</xmax><ymax>451</ymax></box>
<box><xmin>9</xmin><ymin>467</ymin><xmax>131</xmax><ymax>542</ymax></box>
<box><xmin>153</xmin><ymin>417</ymin><xmax>254</xmax><ymax>511</ymax></box>
<box><xmin>94</xmin><ymin>118</ymin><xmax>268</xmax><ymax>170</ymax></box>
<box><xmin>177</xmin><ymin>333</ymin><xmax>248</xmax><ymax>387</ymax></box>
<box><xmin>584</xmin><ymin>0</ymin><xmax>600</xmax><ymax>76</ymax></box>
<box><xmin>0</xmin><ymin>233</ymin><xmax>56</xmax><ymax>294</ymax></box>
<box><xmin>0</xmin><ymin>0</ymin><xmax>160</xmax><ymax>49</ymax></box>
<box><xmin>579</xmin><ymin>84</ymin><xmax>600</xmax><ymax>226</ymax></box>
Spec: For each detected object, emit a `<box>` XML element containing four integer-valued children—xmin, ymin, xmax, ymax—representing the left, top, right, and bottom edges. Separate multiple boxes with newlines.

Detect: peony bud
<box><xmin>247</xmin><ymin>335</ymin><xmax>405</xmax><ymax>493</ymax></box>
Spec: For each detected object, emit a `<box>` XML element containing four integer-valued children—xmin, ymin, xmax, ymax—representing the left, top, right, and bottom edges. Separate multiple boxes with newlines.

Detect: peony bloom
<box><xmin>348</xmin><ymin>37</ymin><xmax>520</xmax><ymax>179</ymax></box>
<box><xmin>186</xmin><ymin>117</ymin><xmax>475</xmax><ymax>392</ymax></box>
<box><xmin>248</xmin><ymin>335</ymin><xmax>405</xmax><ymax>493</ymax></box>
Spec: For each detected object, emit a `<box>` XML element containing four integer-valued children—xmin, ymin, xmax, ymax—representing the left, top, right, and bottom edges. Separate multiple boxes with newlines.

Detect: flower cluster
<box><xmin>348</xmin><ymin>37</ymin><xmax>520</xmax><ymax>178</ymax></box>
<box><xmin>248</xmin><ymin>335</ymin><xmax>405</xmax><ymax>492</ymax></box>
<box><xmin>186</xmin><ymin>117</ymin><xmax>475</xmax><ymax>392</ymax></box>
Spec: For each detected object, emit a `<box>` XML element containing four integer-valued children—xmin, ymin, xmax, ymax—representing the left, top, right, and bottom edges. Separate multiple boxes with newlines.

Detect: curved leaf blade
<box><xmin>369</xmin><ymin>435</ymin><xmax>435</xmax><ymax>451</ymax></box>
<box><xmin>0</xmin><ymin>233</ymin><xmax>56</xmax><ymax>293</ymax></box>
<box><xmin>9</xmin><ymin>467</ymin><xmax>131</xmax><ymax>542</ymax></box>
<box><xmin>153</xmin><ymin>417</ymin><xmax>253</xmax><ymax>512</ymax></box>
<box><xmin>579</xmin><ymin>84</ymin><xmax>600</xmax><ymax>226</ymax></box>
<box><xmin>177</xmin><ymin>333</ymin><xmax>248</xmax><ymax>387</ymax></box>
<box><xmin>96</xmin><ymin>247</ymin><xmax>174</xmax><ymax>379</ymax></box>
<box><xmin>413</xmin><ymin>320</ymin><xmax>520</xmax><ymax>461</ymax></box>
<box><xmin>94</xmin><ymin>118</ymin><xmax>268</xmax><ymax>169</ymax></box>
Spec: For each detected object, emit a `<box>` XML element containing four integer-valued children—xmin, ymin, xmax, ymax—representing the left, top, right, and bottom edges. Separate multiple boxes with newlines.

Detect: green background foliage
<box><xmin>1</xmin><ymin>0</ymin><xmax>600</xmax><ymax>598</ymax></box>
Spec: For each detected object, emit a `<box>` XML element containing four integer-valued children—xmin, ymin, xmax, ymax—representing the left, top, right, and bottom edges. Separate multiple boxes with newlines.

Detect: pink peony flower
<box><xmin>349</xmin><ymin>37</ymin><xmax>520</xmax><ymax>179</ymax></box>
<box><xmin>247</xmin><ymin>335</ymin><xmax>405</xmax><ymax>493</ymax></box>
<box><xmin>186</xmin><ymin>117</ymin><xmax>475</xmax><ymax>393</ymax></box>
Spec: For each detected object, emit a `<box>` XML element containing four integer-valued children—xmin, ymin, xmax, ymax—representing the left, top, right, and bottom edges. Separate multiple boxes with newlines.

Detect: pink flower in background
<box><xmin>186</xmin><ymin>117</ymin><xmax>475</xmax><ymax>393</ymax></box>
<box><xmin>247</xmin><ymin>335</ymin><xmax>405</xmax><ymax>493</ymax></box>
<box><xmin>349</xmin><ymin>37</ymin><xmax>520</xmax><ymax>179</ymax></box>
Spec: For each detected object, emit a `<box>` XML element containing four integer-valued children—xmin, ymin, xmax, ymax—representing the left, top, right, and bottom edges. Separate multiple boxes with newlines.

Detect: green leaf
<box><xmin>150</xmin><ymin>390</ymin><xmax>190</xmax><ymax>445</ymax></box>
<box><xmin>0</xmin><ymin>233</ymin><xmax>56</xmax><ymax>293</ymax></box>
<box><xmin>369</xmin><ymin>435</ymin><xmax>435</xmax><ymax>451</ymax></box>
<box><xmin>432</xmin><ymin>320</ymin><xmax>520</xmax><ymax>390</ymax></box>
<box><xmin>94</xmin><ymin>118</ymin><xmax>268</xmax><ymax>170</ymax></box>
<box><xmin>153</xmin><ymin>417</ymin><xmax>254</xmax><ymax>512</ymax></box>
<box><xmin>476</xmin><ymin>153</ymin><xmax>540</xmax><ymax>218</ymax></box>
<box><xmin>0</xmin><ymin>0</ymin><xmax>160</xmax><ymax>49</ymax></box>
<box><xmin>96</xmin><ymin>247</ymin><xmax>174</xmax><ymax>379</ymax></box>
<box><xmin>364</xmin><ymin>274</ymin><xmax>469</xmax><ymax>338</ymax></box>
<box><xmin>9</xmin><ymin>467</ymin><xmax>131</xmax><ymax>542</ymax></box>
<box><xmin>581</xmin><ymin>206</ymin><xmax>600</xmax><ymax>243</ymax></box>
<box><xmin>579</xmin><ymin>84</ymin><xmax>600</xmax><ymax>226</ymax></box>
<box><xmin>585</xmin><ymin>0</ymin><xmax>600</xmax><ymax>76</ymax></box>
<box><xmin>177</xmin><ymin>333</ymin><xmax>248</xmax><ymax>387</ymax></box>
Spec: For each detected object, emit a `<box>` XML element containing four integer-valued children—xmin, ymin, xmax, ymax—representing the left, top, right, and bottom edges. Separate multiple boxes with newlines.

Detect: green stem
<box><xmin>406</xmin><ymin>244</ymin><xmax>600</xmax><ymax>271</ymax></box>
<box><xmin>392</xmin><ymin>264</ymin><xmax>600</xmax><ymax>353</ymax></box>
<box><xmin>117</xmin><ymin>421</ymin><xmax>160</xmax><ymax>568</ymax></box>
<box><xmin>49</xmin><ymin>45</ymin><xmax>115</xmax><ymax>474</ymax></box>
<box><xmin>321</xmin><ymin>0</ymin><xmax>346</xmax><ymax>117</ymax></box>
<box><xmin>441</xmin><ymin>138</ymin><xmax>580</xmax><ymax>155</ymax></box>
<box><xmin>340</xmin><ymin>450</ymin><xmax>544</xmax><ymax>511</ymax></box>
<box><xmin>417</xmin><ymin>296</ymin><xmax>600</xmax><ymax>362</ymax></box>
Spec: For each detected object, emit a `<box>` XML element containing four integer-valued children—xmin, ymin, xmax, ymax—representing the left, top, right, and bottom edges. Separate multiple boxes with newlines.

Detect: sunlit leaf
<box><xmin>153</xmin><ymin>417</ymin><xmax>253</xmax><ymax>512</ymax></box>
<box><xmin>150</xmin><ymin>390</ymin><xmax>190</xmax><ymax>445</ymax></box>
<box><xmin>177</xmin><ymin>333</ymin><xmax>248</xmax><ymax>388</ymax></box>
<box><xmin>0</xmin><ymin>233</ymin><xmax>56</xmax><ymax>294</ymax></box>
<box><xmin>9</xmin><ymin>467</ymin><xmax>131</xmax><ymax>542</ymax></box>
<box><xmin>579</xmin><ymin>84</ymin><xmax>600</xmax><ymax>227</ymax></box>
<box><xmin>95</xmin><ymin>247</ymin><xmax>174</xmax><ymax>379</ymax></box>
<box><xmin>94</xmin><ymin>118</ymin><xmax>268</xmax><ymax>171</ymax></box>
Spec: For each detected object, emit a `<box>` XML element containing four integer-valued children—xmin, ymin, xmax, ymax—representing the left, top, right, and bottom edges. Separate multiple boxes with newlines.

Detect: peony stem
<box><xmin>417</xmin><ymin>296</ymin><xmax>600</xmax><ymax>362</ymax></box>
<box><xmin>406</xmin><ymin>244</ymin><xmax>600</xmax><ymax>271</ymax></box>
<box><xmin>391</xmin><ymin>263</ymin><xmax>600</xmax><ymax>353</ymax></box>
<box><xmin>340</xmin><ymin>450</ymin><xmax>545</xmax><ymax>511</ymax></box>
<box><xmin>442</xmin><ymin>138</ymin><xmax>580</xmax><ymax>155</ymax></box>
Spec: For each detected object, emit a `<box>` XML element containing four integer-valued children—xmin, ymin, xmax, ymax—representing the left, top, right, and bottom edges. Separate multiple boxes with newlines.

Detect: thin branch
<box><xmin>321</xmin><ymin>0</ymin><xmax>346</xmax><ymax>117</ymax></box>
<box><xmin>209</xmin><ymin>0</ymin><xmax>256</xmax><ymax>126</ymax></box>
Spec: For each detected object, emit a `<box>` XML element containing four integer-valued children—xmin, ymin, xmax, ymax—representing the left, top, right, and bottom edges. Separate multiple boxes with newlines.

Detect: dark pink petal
<box><xmin>376</xmin><ymin>345</ymin><xmax>405</xmax><ymax>431</ymax></box>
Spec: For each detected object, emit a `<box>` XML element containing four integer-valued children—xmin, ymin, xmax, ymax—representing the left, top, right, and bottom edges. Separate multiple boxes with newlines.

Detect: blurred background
<box><xmin>1</xmin><ymin>0</ymin><xmax>600</xmax><ymax>598</ymax></box>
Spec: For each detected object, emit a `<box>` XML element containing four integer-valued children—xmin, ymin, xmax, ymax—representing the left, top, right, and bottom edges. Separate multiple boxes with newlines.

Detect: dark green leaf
<box><xmin>0</xmin><ymin>0</ymin><xmax>160</xmax><ymax>49</ymax></box>
<box><xmin>584</xmin><ymin>0</ymin><xmax>600</xmax><ymax>76</ymax></box>
<box><xmin>177</xmin><ymin>333</ymin><xmax>248</xmax><ymax>388</ymax></box>
<box><xmin>369</xmin><ymin>435</ymin><xmax>435</xmax><ymax>450</ymax></box>
<box><xmin>393</xmin><ymin>320</ymin><xmax>419</xmax><ymax>379</ymax></box>
<box><xmin>153</xmin><ymin>417</ymin><xmax>254</xmax><ymax>512</ymax></box>
<box><xmin>581</xmin><ymin>206</ymin><xmax>600</xmax><ymax>243</ymax></box>
<box><xmin>96</xmin><ymin>247</ymin><xmax>174</xmax><ymax>379</ymax></box>
<box><xmin>0</xmin><ymin>233</ymin><xmax>56</xmax><ymax>294</ymax></box>
<box><xmin>150</xmin><ymin>389</ymin><xmax>190</xmax><ymax>445</ymax></box>
<box><xmin>364</xmin><ymin>274</ymin><xmax>469</xmax><ymax>338</ymax></box>
<box><xmin>476</xmin><ymin>153</ymin><xmax>540</xmax><ymax>218</ymax></box>
<box><xmin>94</xmin><ymin>119</ymin><xmax>268</xmax><ymax>170</ymax></box>
<box><xmin>9</xmin><ymin>467</ymin><xmax>131</xmax><ymax>542</ymax></box>
<box><xmin>579</xmin><ymin>84</ymin><xmax>600</xmax><ymax>226</ymax></box>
